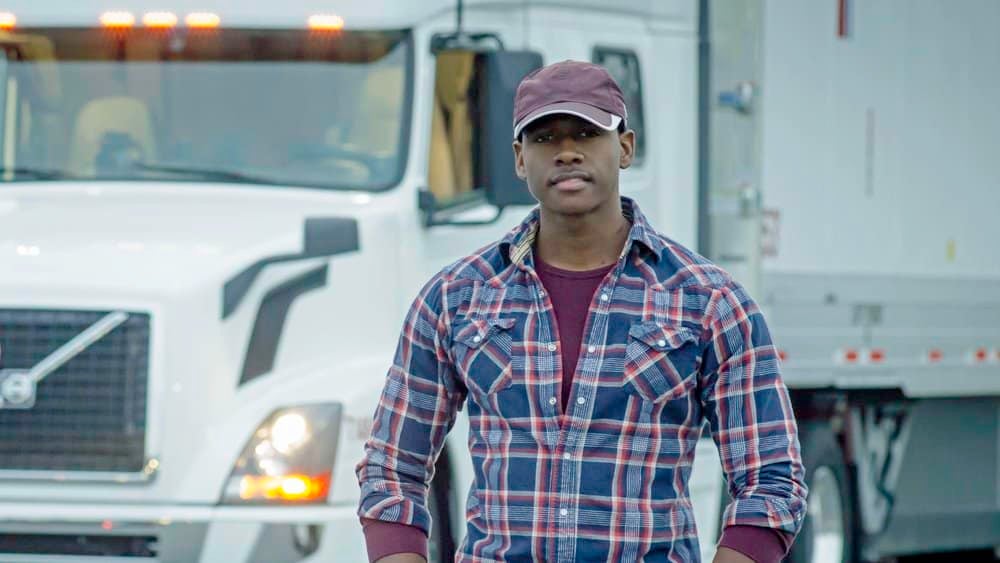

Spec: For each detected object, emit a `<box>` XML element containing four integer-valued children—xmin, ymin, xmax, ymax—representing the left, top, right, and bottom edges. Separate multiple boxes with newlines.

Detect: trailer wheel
<box><xmin>427</xmin><ymin>451</ymin><xmax>456</xmax><ymax>563</ymax></box>
<box><xmin>787</xmin><ymin>422</ymin><xmax>857</xmax><ymax>563</ymax></box>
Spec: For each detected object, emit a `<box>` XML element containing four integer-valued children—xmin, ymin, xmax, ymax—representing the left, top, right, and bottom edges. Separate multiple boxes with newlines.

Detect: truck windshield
<box><xmin>0</xmin><ymin>28</ymin><xmax>411</xmax><ymax>191</ymax></box>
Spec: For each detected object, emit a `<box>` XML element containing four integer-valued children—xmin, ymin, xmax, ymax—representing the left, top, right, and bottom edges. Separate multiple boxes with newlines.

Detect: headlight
<box><xmin>221</xmin><ymin>403</ymin><xmax>341</xmax><ymax>505</ymax></box>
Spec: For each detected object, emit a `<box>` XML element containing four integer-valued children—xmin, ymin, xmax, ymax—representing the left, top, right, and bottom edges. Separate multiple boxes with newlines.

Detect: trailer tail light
<box><xmin>142</xmin><ymin>12</ymin><xmax>177</xmax><ymax>28</ymax></box>
<box><xmin>974</xmin><ymin>347</ymin><xmax>988</xmax><ymax>363</ymax></box>
<box><xmin>927</xmin><ymin>349</ymin><xmax>943</xmax><ymax>363</ymax></box>
<box><xmin>0</xmin><ymin>12</ymin><xmax>16</xmax><ymax>30</ymax></box>
<box><xmin>185</xmin><ymin>12</ymin><xmax>220</xmax><ymax>28</ymax></box>
<box><xmin>868</xmin><ymin>349</ymin><xmax>885</xmax><ymax>363</ymax></box>
<box><xmin>839</xmin><ymin>348</ymin><xmax>860</xmax><ymax>364</ymax></box>
<box><xmin>100</xmin><ymin>11</ymin><xmax>136</xmax><ymax>28</ymax></box>
<box><xmin>308</xmin><ymin>14</ymin><xmax>345</xmax><ymax>31</ymax></box>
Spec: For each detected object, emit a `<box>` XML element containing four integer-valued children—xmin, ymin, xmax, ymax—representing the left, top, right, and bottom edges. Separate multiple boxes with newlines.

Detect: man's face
<box><xmin>513</xmin><ymin>115</ymin><xmax>635</xmax><ymax>216</ymax></box>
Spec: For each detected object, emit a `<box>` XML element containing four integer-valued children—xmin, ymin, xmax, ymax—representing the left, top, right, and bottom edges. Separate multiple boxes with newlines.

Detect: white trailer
<box><xmin>0</xmin><ymin>0</ymin><xmax>996</xmax><ymax>561</ymax></box>
<box><xmin>702</xmin><ymin>1</ymin><xmax>1000</xmax><ymax>561</ymax></box>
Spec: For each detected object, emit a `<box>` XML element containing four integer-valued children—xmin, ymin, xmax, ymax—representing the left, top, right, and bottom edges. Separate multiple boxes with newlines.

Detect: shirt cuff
<box><xmin>360</xmin><ymin>518</ymin><xmax>428</xmax><ymax>562</ymax></box>
<box><xmin>718</xmin><ymin>525</ymin><xmax>792</xmax><ymax>563</ymax></box>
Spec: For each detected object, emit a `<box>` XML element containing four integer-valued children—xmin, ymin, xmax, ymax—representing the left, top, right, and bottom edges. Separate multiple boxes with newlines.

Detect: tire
<box><xmin>427</xmin><ymin>452</ymin><xmax>456</xmax><ymax>563</ymax></box>
<box><xmin>786</xmin><ymin>422</ymin><xmax>858</xmax><ymax>563</ymax></box>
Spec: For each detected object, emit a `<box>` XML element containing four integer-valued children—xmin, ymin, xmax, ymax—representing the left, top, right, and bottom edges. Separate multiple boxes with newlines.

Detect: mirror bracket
<box><xmin>430</xmin><ymin>32</ymin><xmax>505</xmax><ymax>55</ymax></box>
<box><xmin>418</xmin><ymin>191</ymin><xmax>503</xmax><ymax>228</ymax></box>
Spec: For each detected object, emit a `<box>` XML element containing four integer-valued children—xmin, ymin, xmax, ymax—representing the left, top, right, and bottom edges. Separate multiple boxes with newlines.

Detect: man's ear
<box><xmin>618</xmin><ymin>129</ymin><xmax>636</xmax><ymax>170</ymax></box>
<box><xmin>513</xmin><ymin>139</ymin><xmax>527</xmax><ymax>179</ymax></box>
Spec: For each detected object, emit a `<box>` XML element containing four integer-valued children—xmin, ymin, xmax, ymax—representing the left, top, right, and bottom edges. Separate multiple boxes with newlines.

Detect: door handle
<box><xmin>717</xmin><ymin>80</ymin><xmax>757</xmax><ymax>114</ymax></box>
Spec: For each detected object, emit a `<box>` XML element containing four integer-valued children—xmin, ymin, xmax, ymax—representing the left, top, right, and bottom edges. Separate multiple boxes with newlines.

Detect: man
<box><xmin>357</xmin><ymin>60</ymin><xmax>807</xmax><ymax>562</ymax></box>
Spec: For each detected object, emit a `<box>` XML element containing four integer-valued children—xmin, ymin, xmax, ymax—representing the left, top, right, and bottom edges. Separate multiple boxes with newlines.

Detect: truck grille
<box><xmin>0</xmin><ymin>309</ymin><xmax>150</xmax><ymax>474</ymax></box>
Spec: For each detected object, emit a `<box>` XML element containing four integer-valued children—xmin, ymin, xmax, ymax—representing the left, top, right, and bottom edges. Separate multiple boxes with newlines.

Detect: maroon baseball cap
<box><xmin>513</xmin><ymin>60</ymin><xmax>628</xmax><ymax>138</ymax></box>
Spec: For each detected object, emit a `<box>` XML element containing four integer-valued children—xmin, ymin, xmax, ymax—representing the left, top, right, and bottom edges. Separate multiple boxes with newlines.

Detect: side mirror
<box><xmin>473</xmin><ymin>50</ymin><xmax>543</xmax><ymax>208</ymax></box>
<box><xmin>420</xmin><ymin>45</ymin><xmax>540</xmax><ymax>228</ymax></box>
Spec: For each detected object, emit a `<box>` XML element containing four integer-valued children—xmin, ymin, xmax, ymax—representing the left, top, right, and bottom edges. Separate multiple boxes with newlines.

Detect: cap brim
<box><xmin>513</xmin><ymin>102</ymin><xmax>622</xmax><ymax>138</ymax></box>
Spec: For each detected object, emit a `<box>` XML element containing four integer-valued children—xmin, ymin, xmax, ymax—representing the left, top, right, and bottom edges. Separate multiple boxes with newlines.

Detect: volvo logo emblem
<box><xmin>0</xmin><ymin>342</ymin><xmax>39</xmax><ymax>409</ymax></box>
<box><xmin>0</xmin><ymin>372</ymin><xmax>35</xmax><ymax>407</ymax></box>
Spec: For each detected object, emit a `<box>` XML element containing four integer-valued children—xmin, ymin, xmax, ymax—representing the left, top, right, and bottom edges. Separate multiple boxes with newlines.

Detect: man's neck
<box><xmin>534</xmin><ymin>198</ymin><xmax>631</xmax><ymax>271</ymax></box>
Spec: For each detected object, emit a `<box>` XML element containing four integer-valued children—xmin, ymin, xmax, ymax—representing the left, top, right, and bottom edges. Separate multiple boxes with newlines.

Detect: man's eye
<box><xmin>533</xmin><ymin>134</ymin><xmax>552</xmax><ymax>143</ymax></box>
<box><xmin>579</xmin><ymin>128</ymin><xmax>601</xmax><ymax>138</ymax></box>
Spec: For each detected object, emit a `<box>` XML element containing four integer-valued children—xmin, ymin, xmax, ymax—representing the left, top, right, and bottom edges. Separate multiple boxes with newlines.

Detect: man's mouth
<box><xmin>548</xmin><ymin>171</ymin><xmax>592</xmax><ymax>191</ymax></box>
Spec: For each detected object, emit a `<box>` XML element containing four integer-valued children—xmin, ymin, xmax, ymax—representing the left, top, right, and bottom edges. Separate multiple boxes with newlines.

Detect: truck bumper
<box><xmin>0</xmin><ymin>502</ymin><xmax>365</xmax><ymax>562</ymax></box>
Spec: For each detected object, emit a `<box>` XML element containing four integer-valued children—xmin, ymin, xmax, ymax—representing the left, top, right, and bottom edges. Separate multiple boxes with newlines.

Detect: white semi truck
<box><xmin>0</xmin><ymin>0</ymin><xmax>996</xmax><ymax>561</ymax></box>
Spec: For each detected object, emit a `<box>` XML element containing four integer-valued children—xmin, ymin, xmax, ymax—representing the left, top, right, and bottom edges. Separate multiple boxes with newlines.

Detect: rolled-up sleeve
<box><xmin>355</xmin><ymin>275</ymin><xmax>465</xmax><ymax>536</ymax></box>
<box><xmin>699</xmin><ymin>279</ymin><xmax>808</xmax><ymax>538</ymax></box>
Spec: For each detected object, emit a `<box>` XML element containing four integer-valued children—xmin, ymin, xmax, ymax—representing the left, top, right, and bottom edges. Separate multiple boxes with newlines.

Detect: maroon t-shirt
<box><xmin>361</xmin><ymin>254</ymin><xmax>791</xmax><ymax>562</ymax></box>
<box><xmin>534</xmin><ymin>255</ymin><xmax>614</xmax><ymax>412</ymax></box>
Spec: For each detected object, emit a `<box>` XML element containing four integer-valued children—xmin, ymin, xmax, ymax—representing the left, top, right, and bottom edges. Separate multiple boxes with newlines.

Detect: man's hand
<box><xmin>713</xmin><ymin>546</ymin><xmax>756</xmax><ymax>563</ymax></box>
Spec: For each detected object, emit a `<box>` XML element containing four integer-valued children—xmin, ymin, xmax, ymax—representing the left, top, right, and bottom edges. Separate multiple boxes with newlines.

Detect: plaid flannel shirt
<box><xmin>356</xmin><ymin>197</ymin><xmax>807</xmax><ymax>561</ymax></box>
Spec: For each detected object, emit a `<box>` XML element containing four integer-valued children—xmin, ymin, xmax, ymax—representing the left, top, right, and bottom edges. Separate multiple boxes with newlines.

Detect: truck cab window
<box><xmin>0</xmin><ymin>28</ymin><xmax>412</xmax><ymax>191</ymax></box>
<box><xmin>593</xmin><ymin>47</ymin><xmax>645</xmax><ymax>164</ymax></box>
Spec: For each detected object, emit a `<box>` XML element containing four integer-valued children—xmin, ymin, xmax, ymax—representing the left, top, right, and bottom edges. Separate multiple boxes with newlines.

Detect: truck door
<box><xmin>701</xmin><ymin>0</ymin><xmax>765</xmax><ymax>298</ymax></box>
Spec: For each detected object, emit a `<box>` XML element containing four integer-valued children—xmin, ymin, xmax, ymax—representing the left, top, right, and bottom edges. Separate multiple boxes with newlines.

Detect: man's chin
<box><xmin>541</xmin><ymin>193</ymin><xmax>603</xmax><ymax>217</ymax></box>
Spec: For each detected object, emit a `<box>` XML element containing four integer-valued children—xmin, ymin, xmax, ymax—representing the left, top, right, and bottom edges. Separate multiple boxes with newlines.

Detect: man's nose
<box><xmin>554</xmin><ymin>139</ymin><xmax>584</xmax><ymax>166</ymax></box>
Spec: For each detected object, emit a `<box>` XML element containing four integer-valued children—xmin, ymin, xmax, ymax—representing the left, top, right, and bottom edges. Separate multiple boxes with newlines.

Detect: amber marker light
<box><xmin>142</xmin><ymin>12</ymin><xmax>177</xmax><ymax>28</ymax></box>
<box><xmin>307</xmin><ymin>14</ymin><xmax>345</xmax><ymax>31</ymax></box>
<box><xmin>185</xmin><ymin>12</ymin><xmax>220</xmax><ymax>29</ymax></box>
<box><xmin>100</xmin><ymin>11</ymin><xmax>136</xmax><ymax>28</ymax></box>
<box><xmin>238</xmin><ymin>474</ymin><xmax>330</xmax><ymax>503</ymax></box>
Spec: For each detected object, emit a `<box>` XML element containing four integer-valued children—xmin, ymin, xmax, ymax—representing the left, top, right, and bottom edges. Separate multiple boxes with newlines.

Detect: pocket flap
<box><xmin>454</xmin><ymin>317</ymin><xmax>516</xmax><ymax>348</ymax></box>
<box><xmin>628</xmin><ymin>321</ymin><xmax>697</xmax><ymax>350</ymax></box>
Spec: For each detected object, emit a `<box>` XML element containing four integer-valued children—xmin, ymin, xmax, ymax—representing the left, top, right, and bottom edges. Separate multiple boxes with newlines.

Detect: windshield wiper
<box><xmin>131</xmin><ymin>162</ymin><xmax>279</xmax><ymax>185</ymax></box>
<box><xmin>0</xmin><ymin>167</ymin><xmax>77</xmax><ymax>180</ymax></box>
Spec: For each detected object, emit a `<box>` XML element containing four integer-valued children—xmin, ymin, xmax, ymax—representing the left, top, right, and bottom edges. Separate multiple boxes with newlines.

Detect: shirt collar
<box><xmin>499</xmin><ymin>196</ymin><xmax>667</xmax><ymax>266</ymax></box>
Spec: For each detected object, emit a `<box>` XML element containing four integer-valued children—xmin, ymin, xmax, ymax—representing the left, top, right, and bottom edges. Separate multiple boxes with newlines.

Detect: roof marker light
<box><xmin>100</xmin><ymin>11</ymin><xmax>136</xmax><ymax>28</ymax></box>
<box><xmin>0</xmin><ymin>12</ymin><xmax>16</xmax><ymax>30</ymax></box>
<box><xmin>142</xmin><ymin>12</ymin><xmax>177</xmax><ymax>28</ymax></box>
<box><xmin>307</xmin><ymin>14</ymin><xmax>345</xmax><ymax>31</ymax></box>
<box><xmin>185</xmin><ymin>12</ymin><xmax>220</xmax><ymax>28</ymax></box>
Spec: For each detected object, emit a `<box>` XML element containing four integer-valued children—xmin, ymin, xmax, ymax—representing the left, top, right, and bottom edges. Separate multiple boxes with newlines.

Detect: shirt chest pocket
<box><xmin>451</xmin><ymin>317</ymin><xmax>516</xmax><ymax>396</ymax></box>
<box><xmin>623</xmin><ymin>321</ymin><xmax>701</xmax><ymax>403</ymax></box>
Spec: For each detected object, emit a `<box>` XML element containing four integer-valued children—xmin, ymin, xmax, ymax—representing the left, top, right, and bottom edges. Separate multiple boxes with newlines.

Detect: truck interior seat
<box><xmin>429</xmin><ymin>99</ymin><xmax>457</xmax><ymax>200</ymax></box>
<box><xmin>68</xmin><ymin>96</ymin><xmax>157</xmax><ymax>175</ymax></box>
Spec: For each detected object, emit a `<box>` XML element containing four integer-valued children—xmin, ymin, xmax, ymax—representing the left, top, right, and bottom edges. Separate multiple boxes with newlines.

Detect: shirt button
<box><xmin>600</xmin><ymin>293</ymin><xmax>609</xmax><ymax>302</ymax></box>
<box><xmin>559</xmin><ymin>509</ymin><xmax>569</xmax><ymax>517</ymax></box>
<box><xmin>563</xmin><ymin>452</ymin><xmax>571</xmax><ymax>460</ymax></box>
<box><xmin>548</xmin><ymin>397</ymin><xmax>557</xmax><ymax>406</ymax></box>
<box><xmin>577</xmin><ymin>397</ymin><xmax>586</xmax><ymax>405</ymax></box>
<box><xmin>547</xmin><ymin>343</ymin><xmax>557</xmax><ymax>352</ymax></box>
<box><xmin>587</xmin><ymin>345</ymin><xmax>596</xmax><ymax>354</ymax></box>
<box><xmin>539</xmin><ymin>290</ymin><xmax>546</xmax><ymax>297</ymax></box>
<box><xmin>473</xmin><ymin>335</ymin><xmax>482</xmax><ymax>343</ymax></box>
<box><xmin>657</xmin><ymin>339</ymin><xmax>667</xmax><ymax>348</ymax></box>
